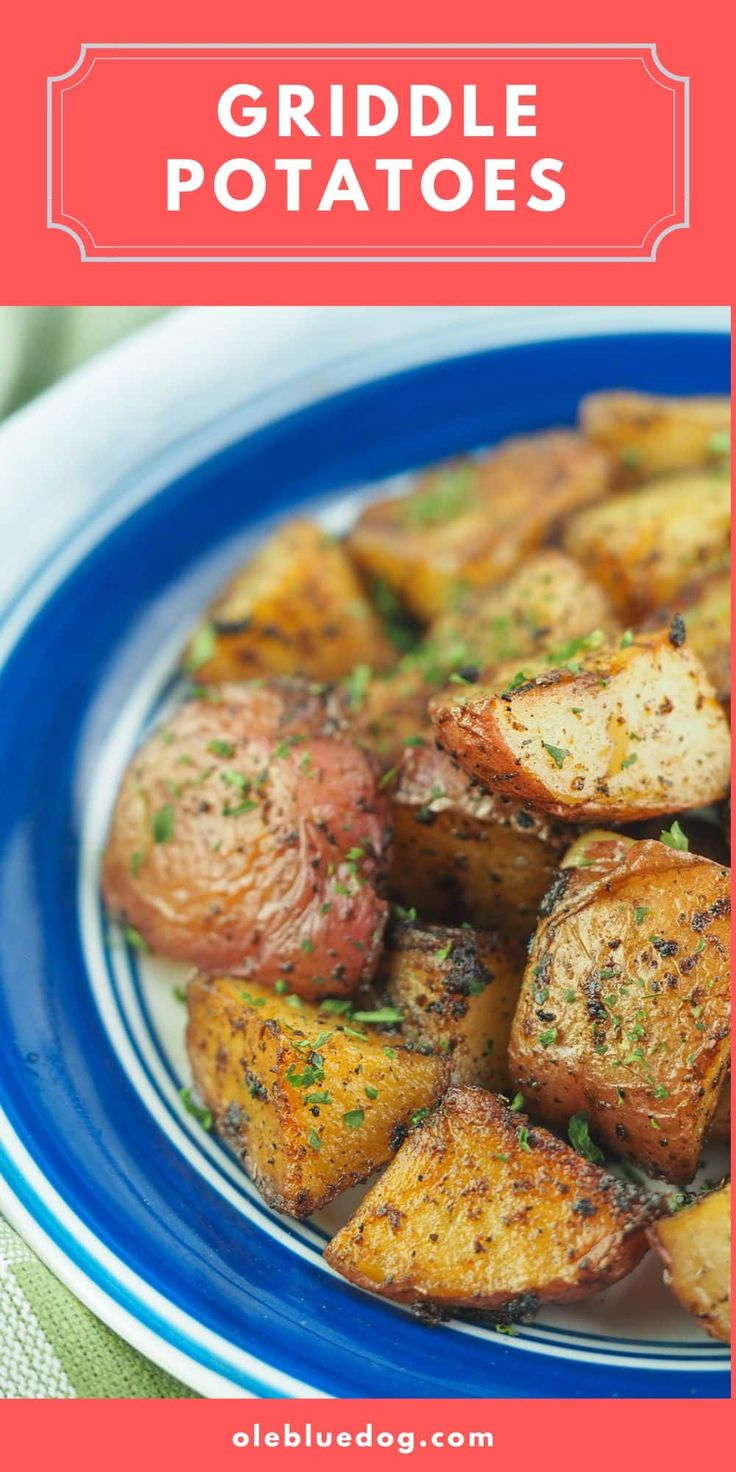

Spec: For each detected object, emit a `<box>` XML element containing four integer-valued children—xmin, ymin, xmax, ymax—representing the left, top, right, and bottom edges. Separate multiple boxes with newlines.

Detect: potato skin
<box><xmin>563</xmin><ymin>471</ymin><xmax>730</xmax><ymax>620</ymax></box>
<box><xmin>579</xmin><ymin>390</ymin><xmax>730</xmax><ymax>483</ymax></box>
<box><xmin>186</xmin><ymin>975</ymin><xmax>448</xmax><ymax>1217</ymax></box>
<box><xmin>102</xmin><ymin>681</ymin><xmax>391</xmax><ymax>998</ymax></box>
<box><xmin>184</xmin><ymin>520</ymin><xmax>396</xmax><ymax>683</ymax></box>
<box><xmin>376</xmin><ymin>921</ymin><xmax>524</xmax><ymax>1091</ymax></box>
<box><xmin>325</xmin><ymin>1088</ymin><xmax>661</xmax><ymax>1312</ymax></box>
<box><xmin>431</xmin><ymin>630</ymin><xmax>730</xmax><ymax>822</ymax></box>
<box><xmin>657</xmin><ymin>569</ymin><xmax>731</xmax><ymax>702</ymax></box>
<box><xmin>648</xmin><ymin>1184</ymin><xmax>731</xmax><ymax>1343</ymax></box>
<box><xmin>348</xmin><ymin>431</ymin><xmax>613</xmax><ymax>621</ymax></box>
<box><xmin>509</xmin><ymin>838</ymin><xmax>731</xmax><ymax>1183</ymax></box>
<box><xmin>388</xmin><ymin>744</ymin><xmax>573</xmax><ymax>941</ymax></box>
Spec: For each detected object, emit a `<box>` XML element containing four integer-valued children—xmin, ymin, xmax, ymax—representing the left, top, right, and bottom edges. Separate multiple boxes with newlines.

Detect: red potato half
<box><xmin>102</xmin><ymin>681</ymin><xmax>391</xmax><ymax>998</ymax></box>
<box><xmin>431</xmin><ymin>629</ymin><xmax>730</xmax><ymax>822</ymax></box>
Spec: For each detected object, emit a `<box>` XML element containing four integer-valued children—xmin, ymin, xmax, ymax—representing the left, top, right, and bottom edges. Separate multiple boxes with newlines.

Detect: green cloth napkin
<box><xmin>0</xmin><ymin>1215</ymin><xmax>194</xmax><ymax>1398</ymax></box>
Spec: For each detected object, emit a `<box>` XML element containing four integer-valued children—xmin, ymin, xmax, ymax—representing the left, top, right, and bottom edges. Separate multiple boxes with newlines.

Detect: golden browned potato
<box><xmin>102</xmin><ymin>681</ymin><xmax>391</xmax><ymax>999</ymax></box>
<box><xmin>509</xmin><ymin>834</ymin><xmax>731</xmax><ymax>1183</ymax></box>
<box><xmin>648</xmin><ymin>1184</ymin><xmax>731</xmax><ymax>1343</ymax></box>
<box><xmin>376</xmin><ymin>921</ymin><xmax>524</xmax><ymax>1090</ymax></box>
<box><xmin>183</xmin><ymin>520</ymin><xmax>396</xmax><ymax>683</ymax></box>
<box><xmin>431</xmin><ymin>630</ymin><xmax>730</xmax><ymax>822</ymax></box>
<box><xmin>388</xmin><ymin>744</ymin><xmax>573</xmax><ymax>941</ymax></box>
<box><xmin>580</xmin><ymin>390</ymin><xmax>730</xmax><ymax>482</ymax></box>
<box><xmin>662</xmin><ymin>570</ymin><xmax>731</xmax><ymax>702</ymax></box>
<box><xmin>428</xmin><ymin>549</ymin><xmax>618</xmax><ymax>674</ymax></box>
<box><xmin>186</xmin><ymin>975</ymin><xmax>448</xmax><ymax>1218</ymax></box>
<box><xmin>563</xmin><ymin>472</ymin><xmax>730</xmax><ymax>619</ymax></box>
<box><xmin>325</xmin><ymin>1088</ymin><xmax>661</xmax><ymax>1312</ymax></box>
<box><xmin>347</xmin><ymin>431</ymin><xmax>613</xmax><ymax>621</ymax></box>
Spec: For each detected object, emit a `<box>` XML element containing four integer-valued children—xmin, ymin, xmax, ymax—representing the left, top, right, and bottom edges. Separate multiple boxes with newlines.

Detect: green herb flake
<box><xmin>172</xmin><ymin>985</ymin><xmax>187</xmax><ymax>1004</ymax></box>
<box><xmin>620</xmin><ymin>752</ymin><xmax>638</xmax><ymax>770</ymax></box>
<box><xmin>634</xmin><ymin>905</ymin><xmax>650</xmax><ymax>925</ymax></box>
<box><xmin>351</xmin><ymin>1007</ymin><xmax>404</xmax><ymax>1025</ymax></box>
<box><xmin>539</xmin><ymin>1027</ymin><xmax>558</xmax><ymax>1048</ymax></box>
<box><xmin>152</xmin><ymin>803</ymin><xmax>175</xmax><ymax>844</ymax></box>
<box><xmin>364</xmin><ymin>1084</ymin><xmax>379</xmax><ymax>1101</ymax></box>
<box><xmin>568</xmin><ymin>1112</ymin><xmax>604</xmax><ymax>1163</ymax></box>
<box><xmin>509</xmin><ymin>1092</ymin><xmax>525</xmax><ymax>1113</ymax></box>
<box><xmin>185</xmin><ymin>623</ymin><xmax>216</xmax><ymax>673</ymax></box>
<box><xmin>410</xmin><ymin>1107</ymin><xmax>430</xmax><ymax>1128</ymax></box>
<box><xmin>179</xmin><ymin>1087</ymin><xmax>212</xmax><ymax>1131</ymax></box>
<box><xmin>542</xmin><ymin>742</ymin><xmax>569</xmax><ymax>770</ymax></box>
<box><xmin>660</xmin><ymin>819</ymin><xmax>689</xmax><ymax>852</ymax></box>
<box><xmin>383</xmin><ymin>1046</ymin><xmax>397</xmax><ymax>1059</ymax></box>
<box><xmin>129</xmin><ymin>849</ymin><xmax>145</xmax><ymax>876</ymax></box>
<box><xmin>207</xmin><ymin>739</ymin><xmax>235</xmax><ymax>758</ymax></box>
<box><xmin>300</xmin><ymin>938</ymin><xmax>314</xmax><ymax>954</ymax></box>
<box><xmin>434</xmin><ymin>943</ymin><xmax>453</xmax><ymax>964</ymax></box>
<box><xmin>343</xmin><ymin>663</ymin><xmax>372</xmax><ymax>711</ymax></box>
<box><xmin>517</xmin><ymin>1127</ymin><xmax>531</xmax><ymax>1152</ymax></box>
<box><xmin>343</xmin><ymin>1108</ymin><xmax>365</xmax><ymax>1131</ymax></box>
<box><xmin>122</xmin><ymin>922</ymin><xmax>149</xmax><ymax>953</ymax></box>
<box><xmin>307</xmin><ymin>1127</ymin><xmax>322</xmax><ymax>1151</ymax></box>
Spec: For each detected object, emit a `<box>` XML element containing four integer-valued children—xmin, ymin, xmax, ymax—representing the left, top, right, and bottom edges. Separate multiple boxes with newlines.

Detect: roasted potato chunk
<box><xmin>663</xmin><ymin>569</ymin><xmax>731</xmax><ymax>702</ymax></box>
<box><xmin>428</xmin><ymin>550</ymin><xmax>618</xmax><ymax>674</ymax></box>
<box><xmin>186</xmin><ymin>975</ymin><xmax>448</xmax><ymax>1217</ymax></box>
<box><xmin>184</xmin><ymin>520</ymin><xmax>396</xmax><ymax>683</ymax></box>
<box><xmin>376</xmin><ymin>921</ymin><xmax>524</xmax><ymax>1090</ymax></box>
<box><xmin>348</xmin><ymin>431</ymin><xmax>613</xmax><ymax>621</ymax></box>
<box><xmin>325</xmin><ymin>1088</ymin><xmax>661</xmax><ymax>1311</ymax></box>
<box><xmin>388</xmin><ymin>744</ymin><xmax>573</xmax><ymax>940</ymax></box>
<box><xmin>648</xmin><ymin>1184</ymin><xmax>731</xmax><ymax>1343</ymax></box>
<box><xmin>102</xmin><ymin>681</ymin><xmax>391</xmax><ymax>998</ymax></box>
<box><xmin>580</xmin><ymin>390</ymin><xmax>730</xmax><ymax>482</ymax></box>
<box><xmin>509</xmin><ymin>834</ymin><xmax>731</xmax><ymax>1182</ymax></box>
<box><xmin>431</xmin><ymin>630</ymin><xmax>730</xmax><ymax>822</ymax></box>
<box><xmin>563</xmin><ymin>471</ymin><xmax>730</xmax><ymax>619</ymax></box>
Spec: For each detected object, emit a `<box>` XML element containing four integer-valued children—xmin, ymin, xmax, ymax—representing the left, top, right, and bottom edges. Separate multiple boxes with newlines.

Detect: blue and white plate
<box><xmin>0</xmin><ymin>321</ymin><xmax>730</xmax><ymax>1398</ymax></box>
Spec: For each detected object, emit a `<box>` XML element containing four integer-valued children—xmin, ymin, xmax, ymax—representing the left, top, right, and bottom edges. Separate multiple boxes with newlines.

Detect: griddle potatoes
<box><xmin>186</xmin><ymin>974</ymin><xmax>448</xmax><ymax>1217</ymax></box>
<box><xmin>347</xmin><ymin>431</ymin><xmax>613</xmax><ymax>621</ymax></box>
<box><xmin>648</xmin><ymin>1184</ymin><xmax>731</xmax><ymax>1343</ymax></box>
<box><xmin>325</xmin><ymin>1088</ymin><xmax>661</xmax><ymax>1312</ymax></box>
<box><xmin>102</xmin><ymin>681</ymin><xmax>391</xmax><ymax>998</ymax></box>
<box><xmin>431</xmin><ymin>629</ymin><xmax>730</xmax><ymax>822</ymax></box>
<box><xmin>377</xmin><ymin>921</ymin><xmax>524</xmax><ymax>1091</ymax></box>
<box><xmin>388</xmin><ymin>744</ymin><xmax>572</xmax><ymax>940</ymax></box>
<box><xmin>579</xmin><ymin>390</ymin><xmax>730</xmax><ymax>482</ymax></box>
<box><xmin>509</xmin><ymin>834</ymin><xmax>731</xmax><ymax>1183</ymax></box>
<box><xmin>184</xmin><ymin>520</ymin><xmax>396</xmax><ymax>683</ymax></box>
<box><xmin>563</xmin><ymin>471</ymin><xmax>730</xmax><ymax>619</ymax></box>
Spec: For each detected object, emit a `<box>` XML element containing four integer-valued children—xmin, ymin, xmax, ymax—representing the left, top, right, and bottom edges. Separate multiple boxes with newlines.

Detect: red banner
<box><xmin>47</xmin><ymin>43</ymin><xmax>688</xmax><ymax>263</ymax></box>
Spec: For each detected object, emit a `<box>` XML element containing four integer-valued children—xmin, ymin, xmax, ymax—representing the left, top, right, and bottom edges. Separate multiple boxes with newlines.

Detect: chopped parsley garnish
<box><xmin>403</xmin><ymin>466</ymin><xmax>473</xmax><ymax>527</ymax></box>
<box><xmin>129</xmin><ymin>849</ymin><xmax>145</xmax><ymax>876</ymax></box>
<box><xmin>434</xmin><ymin>942</ymin><xmax>453</xmax><ymax>963</ymax></box>
<box><xmin>222</xmin><ymin>799</ymin><xmax>257</xmax><ymax>817</ymax></box>
<box><xmin>172</xmin><ymin>985</ymin><xmax>187</xmax><ymax>1004</ymax></box>
<box><xmin>307</xmin><ymin>1127</ymin><xmax>322</xmax><ymax>1151</ymax></box>
<box><xmin>343</xmin><ymin>663</ymin><xmax>372</xmax><ymax>710</ymax></box>
<box><xmin>509</xmin><ymin>1092</ymin><xmax>525</xmax><ymax>1113</ymax></box>
<box><xmin>620</xmin><ymin>752</ymin><xmax>638</xmax><ymax>770</ymax></box>
<box><xmin>517</xmin><ymin>1127</ymin><xmax>531</xmax><ymax>1152</ymax></box>
<box><xmin>619</xmin><ymin>630</ymin><xmax>634</xmax><ymax>648</ymax></box>
<box><xmin>542</xmin><ymin>742</ymin><xmax>569</xmax><ymax>769</ymax></box>
<box><xmin>351</xmin><ymin>1007</ymin><xmax>404</xmax><ymax>1025</ymax></box>
<box><xmin>185</xmin><ymin>622</ymin><xmax>216</xmax><ymax>673</ymax></box>
<box><xmin>410</xmin><ymin>1107</ymin><xmax>430</xmax><ymax>1128</ymax></box>
<box><xmin>152</xmin><ymin>803</ymin><xmax>175</xmax><ymax>844</ymax></box>
<box><xmin>300</xmin><ymin>938</ymin><xmax>314</xmax><ymax>954</ymax></box>
<box><xmin>568</xmin><ymin>1113</ymin><xmax>604</xmax><ymax>1162</ymax></box>
<box><xmin>343</xmin><ymin>1109</ymin><xmax>365</xmax><ymax>1130</ymax></box>
<box><xmin>122</xmin><ymin>922</ymin><xmax>149</xmax><ymax>953</ymax></box>
<box><xmin>179</xmin><ymin>1087</ymin><xmax>212</xmax><ymax>1130</ymax></box>
<box><xmin>207</xmin><ymin>739</ymin><xmax>234</xmax><ymax>758</ymax></box>
<box><xmin>220</xmin><ymin>768</ymin><xmax>250</xmax><ymax>791</ymax></box>
<box><xmin>539</xmin><ymin>1027</ymin><xmax>558</xmax><ymax>1048</ymax></box>
<box><xmin>660</xmin><ymin>819</ymin><xmax>689</xmax><ymax>851</ymax></box>
<box><xmin>364</xmin><ymin>1084</ymin><xmax>379</xmax><ymax>1100</ymax></box>
<box><xmin>634</xmin><ymin>905</ymin><xmax>650</xmax><ymax>924</ymax></box>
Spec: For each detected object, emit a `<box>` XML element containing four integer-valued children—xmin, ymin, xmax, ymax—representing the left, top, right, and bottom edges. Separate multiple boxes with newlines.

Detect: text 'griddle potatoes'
<box><xmin>376</xmin><ymin>920</ymin><xmax>524</xmax><ymax>1091</ymax></box>
<box><xmin>102</xmin><ymin>681</ymin><xmax>391</xmax><ymax>998</ymax></box>
<box><xmin>347</xmin><ymin>430</ymin><xmax>613</xmax><ymax>621</ymax></box>
<box><xmin>648</xmin><ymin>1184</ymin><xmax>731</xmax><ymax>1343</ymax></box>
<box><xmin>579</xmin><ymin>390</ymin><xmax>730</xmax><ymax>483</ymax></box>
<box><xmin>325</xmin><ymin>1088</ymin><xmax>662</xmax><ymax>1313</ymax></box>
<box><xmin>431</xmin><ymin>629</ymin><xmax>730</xmax><ymax>822</ymax></box>
<box><xmin>184</xmin><ymin>520</ymin><xmax>396</xmax><ymax>683</ymax></box>
<box><xmin>388</xmin><ymin>744</ymin><xmax>573</xmax><ymax>940</ymax></box>
<box><xmin>509</xmin><ymin>834</ymin><xmax>731</xmax><ymax>1182</ymax></box>
<box><xmin>563</xmin><ymin>471</ymin><xmax>730</xmax><ymax>620</ymax></box>
<box><xmin>186</xmin><ymin>975</ymin><xmax>448</xmax><ymax>1217</ymax></box>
